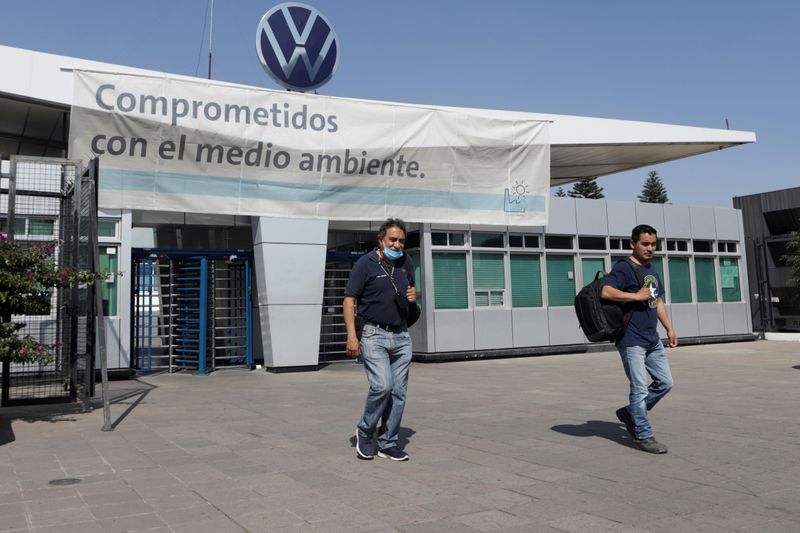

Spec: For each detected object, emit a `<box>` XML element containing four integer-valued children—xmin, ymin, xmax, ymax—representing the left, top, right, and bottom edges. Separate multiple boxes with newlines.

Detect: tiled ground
<box><xmin>1</xmin><ymin>339</ymin><xmax>799</xmax><ymax>532</ymax></box>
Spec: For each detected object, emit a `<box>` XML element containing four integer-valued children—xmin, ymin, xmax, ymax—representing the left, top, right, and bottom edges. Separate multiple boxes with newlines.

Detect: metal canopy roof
<box><xmin>0</xmin><ymin>94</ymin><xmax>68</xmax><ymax>158</ymax></box>
<box><xmin>549</xmin><ymin>142</ymin><xmax>745</xmax><ymax>186</ymax></box>
<box><xmin>0</xmin><ymin>45</ymin><xmax>755</xmax><ymax>185</ymax></box>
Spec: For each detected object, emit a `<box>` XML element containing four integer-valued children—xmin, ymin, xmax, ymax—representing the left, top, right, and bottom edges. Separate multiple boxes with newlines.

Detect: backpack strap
<box><xmin>624</xmin><ymin>258</ymin><xmax>646</xmax><ymax>289</ymax></box>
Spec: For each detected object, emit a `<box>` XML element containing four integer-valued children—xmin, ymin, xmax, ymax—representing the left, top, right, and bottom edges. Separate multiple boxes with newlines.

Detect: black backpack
<box><xmin>574</xmin><ymin>259</ymin><xmax>645</xmax><ymax>342</ymax></box>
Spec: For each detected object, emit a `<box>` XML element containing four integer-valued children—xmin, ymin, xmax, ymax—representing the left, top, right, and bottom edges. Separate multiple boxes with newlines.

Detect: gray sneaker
<box><xmin>356</xmin><ymin>430</ymin><xmax>375</xmax><ymax>460</ymax></box>
<box><xmin>636</xmin><ymin>437</ymin><xmax>668</xmax><ymax>454</ymax></box>
<box><xmin>377</xmin><ymin>446</ymin><xmax>409</xmax><ymax>461</ymax></box>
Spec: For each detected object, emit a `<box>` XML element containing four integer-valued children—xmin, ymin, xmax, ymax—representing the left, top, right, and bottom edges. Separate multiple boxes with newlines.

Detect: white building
<box><xmin>0</xmin><ymin>45</ymin><xmax>756</xmax><ymax>373</ymax></box>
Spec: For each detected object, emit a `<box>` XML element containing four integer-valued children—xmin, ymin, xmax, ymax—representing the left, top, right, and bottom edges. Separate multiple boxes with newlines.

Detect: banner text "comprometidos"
<box><xmin>94</xmin><ymin>84</ymin><xmax>339</xmax><ymax>132</ymax></box>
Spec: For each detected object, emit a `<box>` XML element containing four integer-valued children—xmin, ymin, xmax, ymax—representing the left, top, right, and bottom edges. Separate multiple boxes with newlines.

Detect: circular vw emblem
<box><xmin>255</xmin><ymin>2</ymin><xmax>340</xmax><ymax>91</ymax></box>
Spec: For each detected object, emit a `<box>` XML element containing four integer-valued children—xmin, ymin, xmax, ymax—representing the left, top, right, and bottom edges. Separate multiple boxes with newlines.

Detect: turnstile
<box><xmin>132</xmin><ymin>250</ymin><xmax>253</xmax><ymax>374</ymax></box>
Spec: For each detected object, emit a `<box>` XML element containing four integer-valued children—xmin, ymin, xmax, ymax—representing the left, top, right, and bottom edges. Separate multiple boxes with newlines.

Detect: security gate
<box><xmin>132</xmin><ymin>250</ymin><xmax>253</xmax><ymax>374</ymax></box>
<box><xmin>319</xmin><ymin>251</ymin><xmax>363</xmax><ymax>362</ymax></box>
<box><xmin>1</xmin><ymin>157</ymin><xmax>98</xmax><ymax>407</ymax></box>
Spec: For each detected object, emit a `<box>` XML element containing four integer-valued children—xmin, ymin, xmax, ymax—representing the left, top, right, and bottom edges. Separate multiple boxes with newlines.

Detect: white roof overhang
<box><xmin>0</xmin><ymin>45</ymin><xmax>755</xmax><ymax>183</ymax></box>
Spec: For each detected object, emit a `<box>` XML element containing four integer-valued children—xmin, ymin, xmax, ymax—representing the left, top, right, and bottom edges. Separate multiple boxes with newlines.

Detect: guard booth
<box><xmin>131</xmin><ymin>249</ymin><xmax>254</xmax><ymax>375</ymax></box>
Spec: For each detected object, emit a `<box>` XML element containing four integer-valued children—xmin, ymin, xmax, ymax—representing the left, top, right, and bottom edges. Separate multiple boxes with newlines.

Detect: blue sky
<box><xmin>4</xmin><ymin>1</ymin><xmax>798</xmax><ymax>207</ymax></box>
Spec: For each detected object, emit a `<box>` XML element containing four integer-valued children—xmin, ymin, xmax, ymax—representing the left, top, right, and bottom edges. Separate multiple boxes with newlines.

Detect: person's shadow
<box><xmin>551</xmin><ymin>419</ymin><xmax>640</xmax><ymax>450</ymax></box>
<box><xmin>348</xmin><ymin>426</ymin><xmax>416</xmax><ymax>451</ymax></box>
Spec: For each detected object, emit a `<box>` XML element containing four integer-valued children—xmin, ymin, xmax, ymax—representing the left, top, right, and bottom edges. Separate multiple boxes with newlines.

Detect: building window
<box><xmin>694</xmin><ymin>258</ymin><xmax>717</xmax><ymax>302</ymax></box>
<box><xmin>403</xmin><ymin>231</ymin><xmax>420</xmax><ymax>250</ymax></box>
<box><xmin>578</xmin><ymin>236</ymin><xmax>606</xmax><ymax>250</ymax></box>
<box><xmin>99</xmin><ymin>246</ymin><xmax>118</xmax><ymax>316</ymax></box>
<box><xmin>720</xmin><ymin>257</ymin><xmax>741</xmax><ymax>302</ymax></box>
<box><xmin>432</xmin><ymin>253</ymin><xmax>467</xmax><ymax>309</ymax></box>
<box><xmin>1</xmin><ymin>216</ymin><xmax>56</xmax><ymax>237</ymax></box>
<box><xmin>98</xmin><ymin>220</ymin><xmax>119</xmax><ymax>239</ymax></box>
<box><xmin>472</xmin><ymin>232</ymin><xmax>504</xmax><ymax>248</ymax></box>
<box><xmin>668</xmin><ymin>257</ymin><xmax>692</xmax><ymax>303</ymax></box>
<box><xmin>719</xmin><ymin>241</ymin><xmax>738</xmax><ymax>254</ymax></box>
<box><xmin>509</xmin><ymin>234</ymin><xmax>540</xmax><ymax>248</ymax></box>
<box><xmin>510</xmin><ymin>254</ymin><xmax>542</xmax><ymax>308</ymax></box>
<box><xmin>28</xmin><ymin>218</ymin><xmax>55</xmax><ymax>237</ymax></box>
<box><xmin>609</xmin><ymin>238</ymin><xmax>626</xmax><ymax>250</ymax></box>
<box><xmin>472</xmin><ymin>252</ymin><xmax>505</xmax><ymax>307</ymax></box>
<box><xmin>546</xmin><ymin>255</ymin><xmax>575</xmax><ymax>307</ymax></box>
<box><xmin>0</xmin><ymin>216</ymin><xmax>26</xmax><ymax>235</ymax></box>
<box><xmin>581</xmin><ymin>258</ymin><xmax>605</xmax><ymax>287</ymax></box>
<box><xmin>545</xmin><ymin>235</ymin><xmax>573</xmax><ymax>250</ymax></box>
<box><xmin>693</xmin><ymin>240</ymin><xmax>713</xmax><ymax>253</ymax></box>
<box><xmin>666</xmin><ymin>239</ymin><xmax>689</xmax><ymax>252</ymax></box>
<box><xmin>431</xmin><ymin>231</ymin><xmax>465</xmax><ymax>246</ymax></box>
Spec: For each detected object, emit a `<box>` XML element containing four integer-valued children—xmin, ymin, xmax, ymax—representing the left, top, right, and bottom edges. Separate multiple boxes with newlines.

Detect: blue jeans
<box><xmin>617</xmin><ymin>341</ymin><xmax>673</xmax><ymax>440</ymax></box>
<box><xmin>356</xmin><ymin>324</ymin><xmax>412</xmax><ymax>450</ymax></box>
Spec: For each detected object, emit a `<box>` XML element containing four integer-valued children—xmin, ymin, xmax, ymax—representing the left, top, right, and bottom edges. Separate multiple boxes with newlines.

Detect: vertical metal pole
<box><xmin>7</xmin><ymin>159</ymin><xmax>16</xmax><ymax>240</ymax></box>
<box><xmin>131</xmin><ymin>258</ymin><xmax>138</xmax><ymax>372</ymax></box>
<box><xmin>68</xmin><ymin>171</ymin><xmax>82</xmax><ymax>400</ymax></box>
<box><xmin>246</xmin><ymin>259</ymin><xmax>253</xmax><ymax>369</ymax></box>
<box><xmin>198</xmin><ymin>258</ymin><xmax>208</xmax><ymax>375</ymax></box>
<box><xmin>208</xmin><ymin>0</ymin><xmax>214</xmax><ymax>79</ymax></box>
<box><xmin>168</xmin><ymin>260</ymin><xmax>174</xmax><ymax>373</ymax></box>
<box><xmin>146</xmin><ymin>259</ymin><xmax>154</xmax><ymax>371</ymax></box>
<box><xmin>88</xmin><ymin>160</ymin><xmax>111</xmax><ymax>429</ymax></box>
<box><xmin>211</xmin><ymin>260</ymin><xmax>216</xmax><ymax>372</ymax></box>
<box><xmin>1</xmin><ymin>162</ymin><xmax>16</xmax><ymax>406</ymax></box>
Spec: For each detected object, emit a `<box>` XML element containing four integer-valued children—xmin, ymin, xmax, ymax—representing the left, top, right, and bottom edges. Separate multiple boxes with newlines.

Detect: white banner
<box><xmin>69</xmin><ymin>71</ymin><xmax>550</xmax><ymax>225</ymax></box>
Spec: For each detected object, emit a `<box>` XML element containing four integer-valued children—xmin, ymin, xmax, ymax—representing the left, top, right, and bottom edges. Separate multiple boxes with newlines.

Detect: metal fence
<box><xmin>1</xmin><ymin>156</ymin><xmax>98</xmax><ymax>407</ymax></box>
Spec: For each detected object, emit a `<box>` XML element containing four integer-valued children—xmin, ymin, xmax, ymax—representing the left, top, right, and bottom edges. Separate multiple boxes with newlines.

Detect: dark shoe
<box><xmin>377</xmin><ymin>446</ymin><xmax>409</xmax><ymax>461</ymax></box>
<box><xmin>356</xmin><ymin>430</ymin><xmax>375</xmax><ymax>460</ymax></box>
<box><xmin>636</xmin><ymin>437</ymin><xmax>668</xmax><ymax>454</ymax></box>
<box><xmin>615</xmin><ymin>407</ymin><xmax>636</xmax><ymax>439</ymax></box>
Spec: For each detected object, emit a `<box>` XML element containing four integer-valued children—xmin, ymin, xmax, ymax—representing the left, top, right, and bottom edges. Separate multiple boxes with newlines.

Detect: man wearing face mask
<box><xmin>343</xmin><ymin>218</ymin><xmax>417</xmax><ymax>461</ymax></box>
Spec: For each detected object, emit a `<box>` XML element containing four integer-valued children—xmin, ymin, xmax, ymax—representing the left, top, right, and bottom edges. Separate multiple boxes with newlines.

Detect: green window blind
<box><xmin>510</xmin><ymin>255</ymin><xmax>542</xmax><ymax>307</ymax></box>
<box><xmin>668</xmin><ymin>258</ymin><xmax>692</xmax><ymax>303</ymax></box>
<box><xmin>98</xmin><ymin>220</ymin><xmax>118</xmax><ymax>238</ymax></box>
<box><xmin>433</xmin><ymin>253</ymin><xmax>467</xmax><ymax>309</ymax></box>
<box><xmin>581</xmin><ymin>258</ymin><xmax>605</xmax><ymax>287</ymax></box>
<box><xmin>409</xmin><ymin>252</ymin><xmax>422</xmax><ymax>307</ymax></box>
<box><xmin>1</xmin><ymin>217</ymin><xmax>27</xmax><ymax>235</ymax></box>
<box><xmin>546</xmin><ymin>255</ymin><xmax>575</xmax><ymax>307</ymax></box>
<box><xmin>695</xmin><ymin>258</ymin><xmax>717</xmax><ymax>302</ymax></box>
<box><xmin>472</xmin><ymin>253</ymin><xmax>505</xmax><ymax>307</ymax></box>
<box><xmin>720</xmin><ymin>258</ymin><xmax>741</xmax><ymax>302</ymax></box>
<box><xmin>99</xmin><ymin>247</ymin><xmax>118</xmax><ymax>316</ymax></box>
<box><xmin>27</xmin><ymin>219</ymin><xmax>54</xmax><ymax>236</ymax></box>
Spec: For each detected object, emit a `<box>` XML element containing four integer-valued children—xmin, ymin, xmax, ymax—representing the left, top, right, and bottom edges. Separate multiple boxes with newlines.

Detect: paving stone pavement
<box><xmin>1</xmin><ymin>339</ymin><xmax>799</xmax><ymax>532</ymax></box>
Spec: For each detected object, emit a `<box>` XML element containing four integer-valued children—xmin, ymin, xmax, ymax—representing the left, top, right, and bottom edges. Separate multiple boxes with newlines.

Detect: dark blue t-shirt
<box><xmin>344</xmin><ymin>251</ymin><xmax>415</xmax><ymax>327</ymax></box>
<box><xmin>602</xmin><ymin>259</ymin><xmax>662</xmax><ymax>348</ymax></box>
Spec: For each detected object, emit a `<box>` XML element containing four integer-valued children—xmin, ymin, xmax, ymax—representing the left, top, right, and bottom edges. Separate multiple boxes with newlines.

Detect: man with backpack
<box><xmin>601</xmin><ymin>224</ymin><xmax>678</xmax><ymax>454</ymax></box>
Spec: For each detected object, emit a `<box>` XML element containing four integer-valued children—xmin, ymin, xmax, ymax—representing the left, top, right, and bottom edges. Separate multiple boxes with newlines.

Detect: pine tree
<box><xmin>638</xmin><ymin>171</ymin><xmax>669</xmax><ymax>203</ymax></box>
<box><xmin>567</xmin><ymin>178</ymin><xmax>605</xmax><ymax>199</ymax></box>
<box><xmin>554</xmin><ymin>187</ymin><xmax>566</xmax><ymax>197</ymax></box>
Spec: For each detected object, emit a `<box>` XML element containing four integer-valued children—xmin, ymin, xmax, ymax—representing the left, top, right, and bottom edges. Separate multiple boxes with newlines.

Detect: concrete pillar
<box><xmin>252</xmin><ymin>217</ymin><xmax>328</xmax><ymax>370</ymax></box>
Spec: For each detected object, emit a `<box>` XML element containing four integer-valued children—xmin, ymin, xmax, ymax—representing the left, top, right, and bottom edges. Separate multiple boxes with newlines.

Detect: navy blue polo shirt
<box><xmin>602</xmin><ymin>259</ymin><xmax>663</xmax><ymax>348</ymax></box>
<box><xmin>345</xmin><ymin>251</ymin><xmax>415</xmax><ymax>327</ymax></box>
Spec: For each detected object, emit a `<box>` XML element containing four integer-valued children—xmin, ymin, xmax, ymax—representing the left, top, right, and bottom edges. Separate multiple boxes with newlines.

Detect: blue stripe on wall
<box><xmin>101</xmin><ymin>169</ymin><xmax>546</xmax><ymax>212</ymax></box>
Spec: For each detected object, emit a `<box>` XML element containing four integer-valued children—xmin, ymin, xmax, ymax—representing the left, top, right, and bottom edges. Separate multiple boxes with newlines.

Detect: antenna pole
<box><xmin>207</xmin><ymin>0</ymin><xmax>214</xmax><ymax>79</ymax></box>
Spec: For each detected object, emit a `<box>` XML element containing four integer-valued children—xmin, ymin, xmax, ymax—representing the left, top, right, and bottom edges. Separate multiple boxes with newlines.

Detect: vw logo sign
<box><xmin>256</xmin><ymin>2</ymin><xmax>340</xmax><ymax>91</ymax></box>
